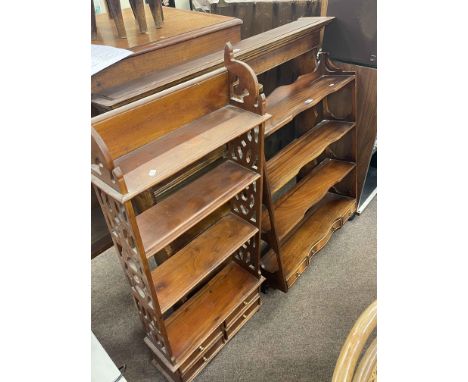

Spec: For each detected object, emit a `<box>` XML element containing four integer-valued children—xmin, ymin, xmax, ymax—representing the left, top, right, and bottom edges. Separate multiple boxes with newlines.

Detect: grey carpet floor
<box><xmin>92</xmin><ymin>198</ymin><xmax>376</xmax><ymax>382</ymax></box>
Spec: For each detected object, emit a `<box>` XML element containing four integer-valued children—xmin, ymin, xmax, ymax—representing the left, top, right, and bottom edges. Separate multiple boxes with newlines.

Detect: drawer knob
<box><xmin>296</xmin><ymin>272</ymin><xmax>301</xmax><ymax>278</ymax></box>
<box><xmin>243</xmin><ymin>300</ymin><xmax>248</xmax><ymax>306</ymax></box>
<box><xmin>198</xmin><ymin>346</ymin><xmax>205</xmax><ymax>352</ymax></box>
<box><xmin>203</xmin><ymin>356</ymin><xmax>208</xmax><ymax>362</ymax></box>
<box><xmin>242</xmin><ymin>314</ymin><xmax>247</xmax><ymax>319</ymax></box>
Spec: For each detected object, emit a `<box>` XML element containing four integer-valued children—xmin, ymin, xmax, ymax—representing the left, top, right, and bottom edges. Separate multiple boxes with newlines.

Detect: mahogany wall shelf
<box><xmin>91</xmin><ymin>17</ymin><xmax>336</xmax><ymax>260</ymax></box>
<box><xmin>260</xmin><ymin>51</ymin><xmax>357</xmax><ymax>292</ymax></box>
<box><xmin>91</xmin><ymin>44</ymin><xmax>270</xmax><ymax>382</ymax></box>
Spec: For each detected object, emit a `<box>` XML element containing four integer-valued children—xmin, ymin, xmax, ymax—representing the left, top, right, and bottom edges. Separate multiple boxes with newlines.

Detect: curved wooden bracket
<box><xmin>316</xmin><ymin>51</ymin><xmax>355</xmax><ymax>76</ymax></box>
<box><xmin>315</xmin><ymin>51</ymin><xmax>356</xmax><ymax>121</ymax></box>
<box><xmin>91</xmin><ymin>127</ymin><xmax>124</xmax><ymax>192</ymax></box>
<box><xmin>224</xmin><ymin>42</ymin><xmax>266</xmax><ymax>115</ymax></box>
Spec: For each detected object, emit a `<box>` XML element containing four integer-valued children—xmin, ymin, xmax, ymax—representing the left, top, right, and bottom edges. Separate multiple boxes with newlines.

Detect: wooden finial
<box><xmin>224</xmin><ymin>42</ymin><xmax>234</xmax><ymax>64</ymax></box>
<box><xmin>224</xmin><ymin>42</ymin><xmax>265</xmax><ymax>115</ymax></box>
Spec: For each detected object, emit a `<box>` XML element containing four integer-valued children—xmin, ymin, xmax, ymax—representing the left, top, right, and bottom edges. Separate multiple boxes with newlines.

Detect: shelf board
<box><xmin>152</xmin><ymin>213</ymin><xmax>258</xmax><ymax>314</ymax></box>
<box><xmin>113</xmin><ymin>105</ymin><xmax>270</xmax><ymax>201</ymax></box>
<box><xmin>265</xmin><ymin>74</ymin><xmax>355</xmax><ymax>136</ymax></box>
<box><xmin>137</xmin><ymin>160</ymin><xmax>260</xmax><ymax>258</ymax></box>
<box><xmin>261</xmin><ymin>193</ymin><xmax>356</xmax><ymax>276</ymax></box>
<box><xmin>165</xmin><ymin>261</ymin><xmax>262</xmax><ymax>365</ymax></box>
<box><xmin>266</xmin><ymin>120</ymin><xmax>355</xmax><ymax>194</ymax></box>
<box><xmin>263</xmin><ymin>159</ymin><xmax>355</xmax><ymax>242</ymax></box>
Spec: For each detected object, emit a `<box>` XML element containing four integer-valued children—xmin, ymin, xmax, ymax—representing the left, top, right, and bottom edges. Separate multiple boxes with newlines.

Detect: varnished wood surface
<box><xmin>117</xmin><ymin>106</ymin><xmax>269</xmax><ymax>199</ymax></box>
<box><xmin>136</xmin><ymin>160</ymin><xmax>260</xmax><ymax>258</ymax></box>
<box><xmin>92</xmin><ymin>7</ymin><xmax>242</xmax><ymax>99</ymax></box>
<box><xmin>335</xmin><ymin>62</ymin><xmax>377</xmax><ymax>204</ymax></box>
<box><xmin>266</xmin><ymin>120</ymin><xmax>355</xmax><ymax>194</ymax></box>
<box><xmin>165</xmin><ymin>261</ymin><xmax>262</xmax><ymax>364</ymax></box>
<box><xmin>92</xmin><ymin>17</ymin><xmax>333</xmax><ymax>109</ymax></box>
<box><xmin>261</xmin><ymin>193</ymin><xmax>356</xmax><ymax>276</ymax></box>
<box><xmin>152</xmin><ymin>213</ymin><xmax>258</xmax><ymax>314</ymax></box>
<box><xmin>92</xmin><ymin>46</ymin><xmax>266</xmax><ymax>380</ymax></box>
<box><xmin>265</xmin><ymin>73</ymin><xmax>354</xmax><ymax>136</ymax></box>
<box><xmin>93</xmin><ymin>6</ymin><xmax>241</xmax><ymax>52</ymax></box>
<box><xmin>93</xmin><ymin>73</ymin><xmax>229</xmax><ymax>160</ymax></box>
<box><xmin>263</xmin><ymin>159</ymin><xmax>355</xmax><ymax>241</ymax></box>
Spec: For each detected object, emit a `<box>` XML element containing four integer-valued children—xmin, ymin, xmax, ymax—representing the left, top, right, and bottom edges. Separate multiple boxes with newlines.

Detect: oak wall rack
<box><xmin>91</xmin><ymin>44</ymin><xmax>270</xmax><ymax>382</ymax></box>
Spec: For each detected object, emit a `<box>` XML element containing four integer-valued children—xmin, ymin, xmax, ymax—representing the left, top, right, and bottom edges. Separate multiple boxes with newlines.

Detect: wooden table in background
<box><xmin>92</xmin><ymin>6</ymin><xmax>242</xmax><ymax>115</ymax></box>
<box><xmin>91</xmin><ymin>7</ymin><xmax>242</xmax><ymax>258</ymax></box>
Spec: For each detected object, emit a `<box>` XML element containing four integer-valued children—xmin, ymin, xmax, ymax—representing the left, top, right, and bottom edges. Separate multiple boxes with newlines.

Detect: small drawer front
<box><xmin>181</xmin><ymin>335</ymin><xmax>225</xmax><ymax>381</ymax></box>
<box><xmin>286</xmin><ymin>256</ymin><xmax>309</xmax><ymax>288</ymax></box>
<box><xmin>224</xmin><ymin>289</ymin><xmax>259</xmax><ymax>329</ymax></box>
<box><xmin>225</xmin><ymin>299</ymin><xmax>260</xmax><ymax>339</ymax></box>
<box><xmin>179</xmin><ymin>326</ymin><xmax>223</xmax><ymax>375</ymax></box>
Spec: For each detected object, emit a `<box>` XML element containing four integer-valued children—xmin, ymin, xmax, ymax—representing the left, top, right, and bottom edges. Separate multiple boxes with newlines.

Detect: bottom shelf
<box><xmin>165</xmin><ymin>261</ymin><xmax>263</xmax><ymax>367</ymax></box>
<box><xmin>261</xmin><ymin>193</ymin><xmax>356</xmax><ymax>287</ymax></box>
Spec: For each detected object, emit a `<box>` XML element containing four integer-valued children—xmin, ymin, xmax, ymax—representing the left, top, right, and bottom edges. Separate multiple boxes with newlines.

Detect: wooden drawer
<box><xmin>224</xmin><ymin>289</ymin><xmax>259</xmax><ymax>329</ymax></box>
<box><xmin>286</xmin><ymin>256</ymin><xmax>309</xmax><ymax>288</ymax></box>
<box><xmin>179</xmin><ymin>326</ymin><xmax>223</xmax><ymax>375</ymax></box>
<box><xmin>225</xmin><ymin>298</ymin><xmax>260</xmax><ymax>339</ymax></box>
<box><xmin>181</xmin><ymin>334</ymin><xmax>225</xmax><ymax>381</ymax></box>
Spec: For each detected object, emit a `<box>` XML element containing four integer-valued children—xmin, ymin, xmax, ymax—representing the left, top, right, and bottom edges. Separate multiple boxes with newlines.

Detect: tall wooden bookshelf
<box><xmin>260</xmin><ymin>52</ymin><xmax>357</xmax><ymax>292</ymax></box>
<box><xmin>91</xmin><ymin>44</ymin><xmax>270</xmax><ymax>382</ymax></box>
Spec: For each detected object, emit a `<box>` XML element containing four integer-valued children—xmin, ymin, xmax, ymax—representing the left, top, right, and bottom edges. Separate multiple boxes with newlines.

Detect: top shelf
<box><xmin>265</xmin><ymin>73</ymin><xmax>355</xmax><ymax>137</ymax></box>
<box><xmin>103</xmin><ymin>105</ymin><xmax>269</xmax><ymax>202</ymax></box>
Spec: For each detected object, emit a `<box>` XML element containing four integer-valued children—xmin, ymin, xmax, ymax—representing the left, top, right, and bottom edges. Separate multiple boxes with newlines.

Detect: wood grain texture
<box><xmin>263</xmin><ymin>159</ymin><xmax>355</xmax><ymax>241</ymax></box>
<box><xmin>136</xmin><ymin>160</ymin><xmax>260</xmax><ymax>258</ymax></box>
<box><xmin>93</xmin><ymin>73</ymin><xmax>229</xmax><ymax>160</ymax></box>
<box><xmin>92</xmin><ymin>51</ymin><xmax>266</xmax><ymax>380</ymax></box>
<box><xmin>92</xmin><ymin>6</ymin><xmax>239</xmax><ymax>51</ymax></box>
<box><xmin>266</xmin><ymin>120</ymin><xmax>355</xmax><ymax>194</ymax></box>
<box><xmin>92</xmin><ymin>7</ymin><xmax>242</xmax><ymax>94</ymax></box>
<box><xmin>152</xmin><ymin>213</ymin><xmax>258</xmax><ymax>314</ymax></box>
<box><xmin>90</xmin><ymin>8</ymin><xmax>243</xmax><ymax>258</ymax></box>
<box><xmin>92</xmin><ymin>17</ymin><xmax>333</xmax><ymax>110</ymax></box>
<box><xmin>165</xmin><ymin>261</ymin><xmax>262</xmax><ymax>365</ymax></box>
<box><xmin>261</xmin><ymin>193</ymin><xmax>356</xmax><ymax>276</ymax></box>
<box><xmin>335</xmin><ymin>62</ymin><xmax>376</xmax><ymax>203</ymax></box>
<box><xmin>265</xmin><ymin>73</ymin><xmax>354</xmax><ymax>136</ymax></box>
<box><xmin>116</xmin><ymin>106</ymin><xmax>269</xmax><ymax>199</ymax></box>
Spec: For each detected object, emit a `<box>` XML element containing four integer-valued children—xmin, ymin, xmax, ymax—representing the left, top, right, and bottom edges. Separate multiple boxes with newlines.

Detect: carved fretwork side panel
<box><xmin>227</xmin><ymin>126</ymin><xmax>263</xmax><ymax>275</ymax></box>
<box><xmin>228</xmin><ymin>126</ymin><xmax>262</xmax><ymax>223</ymax></box>
<box><xmin>92</xmin><ymin>128</ymin><xmax>120</xmax><ymax>192</ymax></box>
<box><xmin>233</xmin><ymin>236</ymin><xmax>258</xmax><ymax>273</ymax></box>
<box><xmin>231</xmin><ymin>183</ymin><xmax>257</xmax><ymax>225</ymax></box>
<box><xmin>93</xmin><ymin>186</ymin><xmax>171</xmax><ymax>358</ymax></box>
<box><xmin>227</xmin><ymin>127</ymin><xmax>261</xmax><ymax>172</ymax></box>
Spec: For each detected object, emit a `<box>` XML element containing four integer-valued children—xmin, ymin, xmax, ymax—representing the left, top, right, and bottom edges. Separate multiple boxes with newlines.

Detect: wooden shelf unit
<box><xmin>91</xmin><ymin>44</ymin><xmax>270</xmax><ymax>382</ymax></box>
<box><xmin>260</xmin><ymin>52</ymin><xmax>358</xmax><ymax>292</ymax></box>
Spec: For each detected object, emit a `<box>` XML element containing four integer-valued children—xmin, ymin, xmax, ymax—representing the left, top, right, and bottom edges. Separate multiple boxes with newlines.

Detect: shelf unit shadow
<box><xmin>91</xmin><ymin>44</ymin><xmax>270</xmax><ymax>382</ymax></box>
